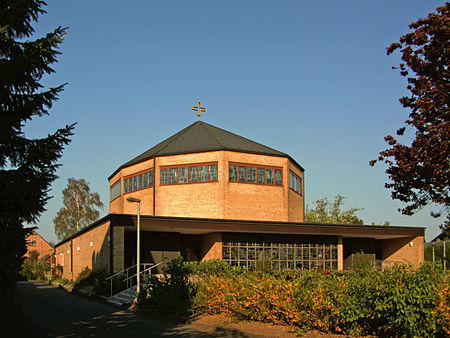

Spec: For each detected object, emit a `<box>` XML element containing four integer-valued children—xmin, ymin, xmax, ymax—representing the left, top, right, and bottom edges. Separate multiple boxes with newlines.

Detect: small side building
<box><xmin>25</xmin><ymin>231</ymin><xmax>55</xmax><ymax>265</ymax></box>
<box><xmin>54</xmin><ymin>121</ymin><xmax>425</xmax><ymax>280</ymax></box>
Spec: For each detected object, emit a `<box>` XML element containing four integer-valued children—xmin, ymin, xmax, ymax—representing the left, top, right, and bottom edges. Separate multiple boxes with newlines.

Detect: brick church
<box><xmin>55</xmin><ymin>114</ymin><xmax>424</xmax><ymax>280</ymax></box>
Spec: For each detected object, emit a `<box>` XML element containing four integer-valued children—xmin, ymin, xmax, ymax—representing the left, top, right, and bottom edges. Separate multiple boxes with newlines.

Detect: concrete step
<box><xmin>106</xmin><ymin>299</ymin><xmax>125</xmax><ymax>308</ymax></box>
<box><xmin>106</xmin><ymin>286</ymin><xmax>137</xmax><ymax>307</ymax></box>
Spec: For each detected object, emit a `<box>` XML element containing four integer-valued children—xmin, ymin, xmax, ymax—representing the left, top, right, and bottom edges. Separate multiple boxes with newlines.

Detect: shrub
<box><xmin>21</xmin><ymin>255</ymin><xmax>50</xmax><ymax>280</ymax></box>
<box><xmin>139</xmin><ymin>257</ymin><xmax>195</xmax><ymax>317</ymax></box>
<box><xmin>184</xmin><ymin>259</ymin><xmax>244</xmax><ymax>277</ymax></box>
<box><xmin>73</xmin><ymin>267</ymin><xmax>95</xmax><ymax>291</ymax></box>
<box><xmin>52</xmin><ymin>277</ymin><xmax>73</xmax><ymax>286</ymax></box>
<box><xmin>54</xmin><ymin>264</ymin><xmax>63</xmax><ymax>278</ymax></box>
<box><xmin>192</xmin><ymin>263</ymin><xmax>449</xmax><ymax>337</ymax></box>
<box><xmin>436</xmin><ymin>274</ymin><xmax>450</xmax><ymax>336</ymax></box>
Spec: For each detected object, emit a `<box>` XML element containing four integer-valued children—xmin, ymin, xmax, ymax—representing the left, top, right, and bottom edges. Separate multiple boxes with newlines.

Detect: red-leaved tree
<box><xmin>370</xmin><ymin>3</ymin><xmax>449</xmax><ymax>233</ymax></box>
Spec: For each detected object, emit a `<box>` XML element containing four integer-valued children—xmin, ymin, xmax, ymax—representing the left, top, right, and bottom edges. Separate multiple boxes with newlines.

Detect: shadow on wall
<box><xmin>381</xmin><ymin>236</ymin><xmax>415</xmax><ymax>264</ymax></box>
<box><xmin>124</xmin><ymin>231</ymin><xmax>181</xmax><ymax>274</ymax></box>
<box><xmin>90</xmin><ymin>232</ymin><xmax>110</xmax><ymax>277</ymax></box>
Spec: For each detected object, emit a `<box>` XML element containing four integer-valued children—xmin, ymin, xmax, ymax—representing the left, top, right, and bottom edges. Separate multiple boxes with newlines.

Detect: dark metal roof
<box><xmin>109</xmin><ymin>121</ymin><xmax>304</xmax><ymax>180</ymax></box>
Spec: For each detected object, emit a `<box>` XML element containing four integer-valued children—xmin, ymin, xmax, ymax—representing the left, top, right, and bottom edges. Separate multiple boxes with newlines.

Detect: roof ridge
<box><xmin>153</xmin><ymin>121</ymin><xmax>198</xmax><ymax>156</ymax></box>
<box><xmin>201</xmin><ymin>121</ymin><xmax>287</xmax><ymax>155</ymax></box>
<box><xmin>199</xmin><ymin>121</ymin><xmax>226</xmax><ymax>148</ymax></box>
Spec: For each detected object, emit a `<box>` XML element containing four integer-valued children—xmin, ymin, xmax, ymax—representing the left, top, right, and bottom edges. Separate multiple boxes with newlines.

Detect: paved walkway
<box><xmin>12</xmin><ymin>281</ymin><xmax>245</xmax><ymax>338</ymax></box>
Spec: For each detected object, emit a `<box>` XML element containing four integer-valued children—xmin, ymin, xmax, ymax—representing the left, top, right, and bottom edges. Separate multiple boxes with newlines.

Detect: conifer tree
<box><xmin>0</xmin><ymin>0</ymin><xmax>74</xmax><ymax>293</ymax></box>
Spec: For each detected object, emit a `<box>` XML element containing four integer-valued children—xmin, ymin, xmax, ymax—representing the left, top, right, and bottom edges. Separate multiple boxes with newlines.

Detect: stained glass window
<box><xmin>229</xmin><ymin>165</ymin><xmax>238</xmax><ymax>182</ymax></box>
<box><xmin>138</xmin><ymin>174</ymin><xmax>143</xmax><ymax>189</ymax></box>
<box><xmin>239</xmin><ymin>166</ymin><xmax>247</xmax><ymax>182</ymax></box>
<box><xmin>179</xmin><ymin>167</ymin><xmax>188</xmax><ymax>183</ymax></box>
<box><xmin>198</xmin><ymin>165</ymin><xmax>207</xmax><ymax>182</ymax></box>
<box><xmin>257</xmin><ymin>168</ymin><xmax>265</xmax><ymax>183</ymax></box>
<box><xmin>143</xmin><ymin>173</ymin><xmax>148</xmax><ymax>188</ymax></box>
<box><xmin>160</xmin><ymin>168</ymin><xmax>169</xmax><ymax>185</ymax></box>
<box><xmin>289</xmin><ymin>171</ymin><xmax>302</xmax><ymax>195</ymax></box>
<box><xmin>266</xmin><ymin>169</ymin><xmax>274</xmax><ymax>184</ymax></box>
<box><xmin>148</xmin><ymin>171</ymin><xmax>154</xmax><ymax>187</ymax></box>
<box><xmin>248</xmin><ymin>167</ymin><xmax>256</xmax><ymax>183</ymax></box>
<box><xmin>170</xmin><ymin>168</ymin><xmax>178</xmax><ymax>184</ymax></box>
<box><xmin>124</xmin><ymin>178</ymin><xmax>129</xmax><ymax>193</ymax></box>
<box><xmin>110</xmin><ymin>180</ymin><xmax>121</xmax><ymax>201</ymax></box>
<box><xmin>208</xmin><ymin>165</ymin><xmax>217</xmax><ymax>181</ymax></box>
<box><xmin>189</xmin><ymin>167</ymin><xmax>197</xmax><ymax>183</ymax></box>
<box><xmin>275</xmin><ymin>169</ymin><xmax>282</xmax><ymax>185</ymax></box>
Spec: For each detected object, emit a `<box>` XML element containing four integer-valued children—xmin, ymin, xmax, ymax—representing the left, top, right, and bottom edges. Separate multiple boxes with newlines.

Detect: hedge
<box><xmin>138</xmin><ymin>259</ymin><xmax>449</xmax><ymax>337</ymax></box>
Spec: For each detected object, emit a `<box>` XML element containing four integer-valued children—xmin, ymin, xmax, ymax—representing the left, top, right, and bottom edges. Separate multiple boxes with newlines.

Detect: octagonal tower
<box><xmin>108</xmin><ymin>121</ymin><xmax>304</xmax><ymax>222</ymax></box>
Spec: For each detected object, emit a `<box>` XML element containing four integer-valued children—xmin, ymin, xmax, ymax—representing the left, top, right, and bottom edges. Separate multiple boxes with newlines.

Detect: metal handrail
<box><xmin>105</xmin><ymin>264</ymin><xmax>137</xmax><ymax>281</ymax></box>
<box><xmin>123</xmin><ymin>262</ymin><xmax>166</xmax><ymax>283</ymax></box>
<box><xmin>106</xmin><ymin>262</ymin><xmax>154</xmax><ymax>297</ymax></box>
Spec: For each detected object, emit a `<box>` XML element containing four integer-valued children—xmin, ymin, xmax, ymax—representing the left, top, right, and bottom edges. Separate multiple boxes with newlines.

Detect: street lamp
<box><xmin>127</xmin><ymin>197</ymin><xmax>141</xmax><ymax>294</ymax></box>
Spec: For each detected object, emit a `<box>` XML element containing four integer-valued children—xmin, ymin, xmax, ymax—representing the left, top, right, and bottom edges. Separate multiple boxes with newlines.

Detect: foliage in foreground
<box><xmin>0</xmin><ymin>0</ymin><xmax>74</xmax><ymax>295</ymax></box>
<box><xmin>137</xmin><ymin>257</ymin><xmax>194</xmax><ymax>317</ymax></box>
<box><xmin>138</xmin><ymin>259</ymin><xmax>449</xmax><ymax>337</ymax></box>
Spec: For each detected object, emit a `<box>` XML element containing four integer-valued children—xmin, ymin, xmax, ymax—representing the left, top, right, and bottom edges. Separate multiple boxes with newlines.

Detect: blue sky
<box><xmin>24</xmin><ymin>0</ymin><xmax>446</xmax><ymax>242</ymax></box>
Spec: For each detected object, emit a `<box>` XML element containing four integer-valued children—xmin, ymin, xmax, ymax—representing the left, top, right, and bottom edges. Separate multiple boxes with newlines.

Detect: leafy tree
<box><xmin>305</xmin><ymin>195</ymin><xmax>364</xmax><ymax>225</ymax></box>
<box><xmin>370</xmin><ymin>4</ymin><xmax>449</xmax><ymax>227</ymax></box>
<box><xmin>0</xmin><ymin>0</ymin><xmax>74</xmax><ymax>295</ymax></box>
<box><xmin>54</xmin><ymin>178</ymin><xmax>104</xmax><ymax>241</ymax></box>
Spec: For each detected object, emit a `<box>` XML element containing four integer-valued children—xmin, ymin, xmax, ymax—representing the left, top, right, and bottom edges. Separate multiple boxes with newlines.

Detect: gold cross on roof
<box><xmin>192</xmin><ymin>101</ymin><xmax>206</xmax><ymax>120</ymax></box>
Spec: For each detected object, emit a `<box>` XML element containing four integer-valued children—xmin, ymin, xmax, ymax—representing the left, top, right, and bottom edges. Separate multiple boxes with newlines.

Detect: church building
<box><xmin>54</xmin><ymin>111</ymin><xmax>424</xmax><ymax>280</ymax></box>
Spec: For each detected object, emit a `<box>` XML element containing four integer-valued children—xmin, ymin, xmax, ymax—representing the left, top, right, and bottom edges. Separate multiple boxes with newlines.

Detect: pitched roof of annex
<box><xmin>109</xmin><ymin>121</ymin><xmax>304</xmax><ymax>180</ymax></box>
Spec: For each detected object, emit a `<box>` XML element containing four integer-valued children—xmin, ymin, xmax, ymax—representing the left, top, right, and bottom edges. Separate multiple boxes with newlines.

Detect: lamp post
<box><xmin>127</xmin><ymin>197</ymin><xmax>141</xmax><ymax>294</ymax></box>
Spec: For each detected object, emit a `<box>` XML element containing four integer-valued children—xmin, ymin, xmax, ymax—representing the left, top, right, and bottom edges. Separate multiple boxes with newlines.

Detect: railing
<box><xmin>105</xmin><ymin>263</ymin><xmax>155</xmax><ymax>297</ymax></box>
<box><xmin>123</xmin><ymin>262</ymin><xmax>166</xmax><ymax>287</ymax></box>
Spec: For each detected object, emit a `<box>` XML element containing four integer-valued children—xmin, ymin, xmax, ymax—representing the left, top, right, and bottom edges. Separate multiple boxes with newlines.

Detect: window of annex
<box><xmin>289</xmin><ymin>170</ymin><xmax>302</xmax><ymax>195</ymax></box>
<box><xmin>229</xmin><ymin>162</ymin><xmax>282</xmax><ymax>186</ymax></box>
<box><xmin>160</xmin><ymin>162</ymin><xmax>218</xmax><ymax>185</ymax></box>
<box><xmin>110</xmin><ymin>180</ymin><xmax>122</xmax><ymax>201</ymax></box>
<box><xmin>222</xmin><ymin>234</ymin><xmax>338</xmax><ymax>271</ymax></box>
<box><xmin>123</xmin><ymin>169</ymin><xmax>154</xmax><ymax>195</ymax></box>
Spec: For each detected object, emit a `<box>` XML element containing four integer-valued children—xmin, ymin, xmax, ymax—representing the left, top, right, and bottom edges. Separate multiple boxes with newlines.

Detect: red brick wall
<box><xmin>381</xmin><ymin>235</ymin><xmax>424</xmax><ymax>268</ymax></box>
<box><xmin>56</xmin><ymin>241</ymin><xmax>72</xmax><ymax>280</ymax></box>
<box><xmin>201</xmin><ymin>233</ymin><xmax>222</xmax><ymax>261</ymax></box>
<box><xmin>109</xmin><ymin>150</ymin><xmax>305</xmax><ymax>222</ymax></box>
<box><xmin>25</xmin><ymin>232</ymin><xmax>53</xmax><ymax>260</ymax></box>
<box><xmin>55</xmin><ymin>221</ymin><xmax>111</xmax><ymax>281</ymax></box>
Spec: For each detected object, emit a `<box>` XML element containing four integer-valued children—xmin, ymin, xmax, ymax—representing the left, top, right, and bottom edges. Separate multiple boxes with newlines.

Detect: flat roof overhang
<box><xmin>111</xmin><ymin>214</ymin><xmax>424</xmax><ymax>240</ymax></box>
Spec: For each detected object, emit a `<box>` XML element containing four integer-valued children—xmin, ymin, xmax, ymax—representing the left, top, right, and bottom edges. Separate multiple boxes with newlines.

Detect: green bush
<box><xmin>192</xmin><ymin>263</ymin><xmax>448</xmax><ymax>337</ymax></box>
<box><xmin>184</xmin><ymin>259</ymin><xmax>245</xmax><ymax>276</ymax></box>
<box><xmin>134</xmin><ymin>260</ymin><xmax>449</xmax><ymax>336</ymax></box>
<box><xmin>52</xmin><ymin>277</ymin><xmax>73</xmax><ymax>286</ymax></box>
<box><xmin>139</xmin><ymin>257</ymin><xmax>195</xmax><ymax>317</ymax></box>
<box><xmin>72</xmin><ymin>267</ymin><xmax>124</xmax><ymax>296</ymax></box>
<box><xmin>73</xmin><ymin>267</ymin><xmax>95</xmax><ymax>291</ymax></box>
<box><xmin>21</xmin><ymin>255</ymin><xmax>50</xmax><ymax>280</ymax></box>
